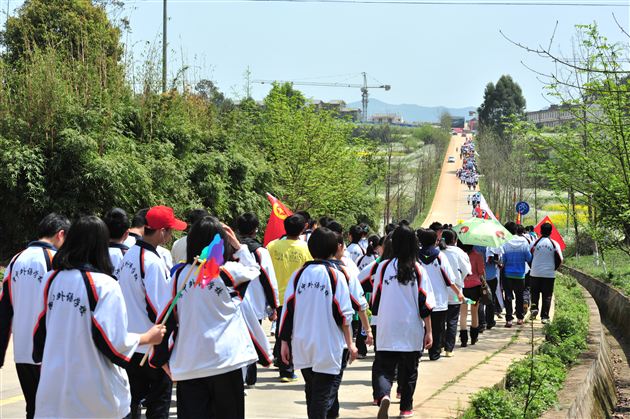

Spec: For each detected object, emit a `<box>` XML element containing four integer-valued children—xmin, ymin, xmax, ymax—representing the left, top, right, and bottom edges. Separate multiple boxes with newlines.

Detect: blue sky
<box><xmin>7</xmin><ymin>0</ymin><xmax>630</xmax><ymax>111</ymax></box>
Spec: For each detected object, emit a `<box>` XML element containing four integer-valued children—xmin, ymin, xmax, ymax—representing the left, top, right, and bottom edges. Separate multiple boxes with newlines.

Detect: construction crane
<box><xmin>253</xmin><ymin>72</ymin><xmax>391</xmax><ymax>122</ymax></box>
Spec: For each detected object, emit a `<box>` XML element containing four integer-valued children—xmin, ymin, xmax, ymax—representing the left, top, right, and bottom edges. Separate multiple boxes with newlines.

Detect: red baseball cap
<box><xmin>146</xmin><ymin>206</ymin><xmax>187</xmax><ymax>231</ymax></box>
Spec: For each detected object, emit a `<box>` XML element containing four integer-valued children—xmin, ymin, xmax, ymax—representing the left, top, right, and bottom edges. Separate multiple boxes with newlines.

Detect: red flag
<box><xmin>534</xmin><ymin>216</ymin><xmax>566</xmax><ymax>251</ymax></box>
<box><xmin>263</xmin><ymin>193</ymin><xmax>293</xmax><ymax>246</ymax></box>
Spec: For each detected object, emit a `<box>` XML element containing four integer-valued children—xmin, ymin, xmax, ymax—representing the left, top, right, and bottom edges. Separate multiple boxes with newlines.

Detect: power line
<box><xmin>122</xmin><ymin>0</ymin><xmax>629</xmax><ymax>6</ymax></box>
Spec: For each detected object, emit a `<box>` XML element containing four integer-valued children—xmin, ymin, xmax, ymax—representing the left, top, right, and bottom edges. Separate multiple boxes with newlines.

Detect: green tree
<box><xmin>477</xmin><ymin>75</ymin><xmax>526</xmax><ymax>137</ymax></box>
<box><xmin>440</xmin><ymin>111</ymin><xmax>453</xmax><ymax>132</ymax></box>
<box><xmin>2</xmin><ymin>0</ymin><xmax>122</xmax><ymax>65</ymax></box>
<box><xmin>261</xmin><ymin>84</ymin><xmax>377</xmax><ymax>227</ymax></box>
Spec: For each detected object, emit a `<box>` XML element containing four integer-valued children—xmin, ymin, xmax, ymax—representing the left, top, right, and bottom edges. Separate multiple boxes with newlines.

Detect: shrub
<box><xmin>463</xmin><ymin>274</ymin><xmax>588</xmax><ymax>418</ymax></box>
<box><xmin>466</xmin><ymin>389</ymin><xmax>522</xmax><ymax>419</ymax></box>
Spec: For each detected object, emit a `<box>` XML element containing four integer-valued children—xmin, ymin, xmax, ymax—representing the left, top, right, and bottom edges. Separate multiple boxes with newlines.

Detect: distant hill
<box><xmin>347</xmin><ymin>98</ymin><xmax>476</xmax><ymax>123</ymax></box>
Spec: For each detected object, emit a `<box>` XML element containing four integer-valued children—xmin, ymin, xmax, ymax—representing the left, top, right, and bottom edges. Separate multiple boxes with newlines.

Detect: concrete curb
<box><xmin>560</xmin><ymin>266</ymin><xmax>630</xmax><ymax>340</ymax></box>
<box><xmin>541</xmin><ymin>283</ymin><xmax>616</xmax><ymax>418</ymax></box>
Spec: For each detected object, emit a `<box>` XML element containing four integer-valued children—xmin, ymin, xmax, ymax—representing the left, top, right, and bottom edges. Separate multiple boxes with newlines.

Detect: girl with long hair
<box><xmin>370</xmin><ymin>225</ymin><xmax>435</xmax><ymax>419</ymax></box>
<box><xmin>33</xmin><ymin>216</ymin><xmax>165</xmax><ymax>418</ymax></box>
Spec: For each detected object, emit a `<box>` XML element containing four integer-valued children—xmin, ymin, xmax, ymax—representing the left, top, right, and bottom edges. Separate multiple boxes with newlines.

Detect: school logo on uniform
<box><xmin>460</xmin><ymin>226</ymin><xmax>470</xmax><ymax>234</ymax></box>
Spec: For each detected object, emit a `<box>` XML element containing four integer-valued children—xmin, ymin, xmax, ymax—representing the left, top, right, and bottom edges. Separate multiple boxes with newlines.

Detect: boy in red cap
<box><xmin>117</xmin><ymin>205</ymin><xmax>186</xmax><ymax>419</ymax></box>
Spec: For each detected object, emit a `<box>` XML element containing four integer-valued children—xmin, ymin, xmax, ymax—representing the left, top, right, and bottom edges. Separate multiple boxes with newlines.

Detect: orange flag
<box><xmin>534</xmin><ymin>216</ymin><xmax>567</xmax><ymax>251</ymax></box>
<box><xmin>263</xmin><ymin>193</ymin><xmax>293</xmax><ymax>246</ymax></box>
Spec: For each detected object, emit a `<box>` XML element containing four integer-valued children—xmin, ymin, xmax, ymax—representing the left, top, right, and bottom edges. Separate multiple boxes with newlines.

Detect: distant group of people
<box><xmin>456</xmin><ymin>138</ymin><xmax>479</xmax><ymax>190</ymax></box>
<box><xmin>0</xmin><ymin>203</ymin><xmax>564</xmax><ymax>419</ymax></box>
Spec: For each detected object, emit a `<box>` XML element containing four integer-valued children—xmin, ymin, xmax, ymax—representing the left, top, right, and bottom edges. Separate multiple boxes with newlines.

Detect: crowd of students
<box><xmin>456</xmin><ymin>138</ymin><xmax>479</xmax><ymax>190</ymax></box>
<box><xmin>0</xmin><ymin>206</ymin><xmax>563</xmax><ymax>419</ymax></box>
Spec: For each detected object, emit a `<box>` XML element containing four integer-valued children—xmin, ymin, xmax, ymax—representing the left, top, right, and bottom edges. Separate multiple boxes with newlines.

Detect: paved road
<box><xmin>422</xmin><ymin>134</ymin><xmax>474</xmax><ymax>227</ymax></box>
<box><xmin>0</xmin><ymin>134</ymin><xmax>550</xmax><ymax>418</ymax></box>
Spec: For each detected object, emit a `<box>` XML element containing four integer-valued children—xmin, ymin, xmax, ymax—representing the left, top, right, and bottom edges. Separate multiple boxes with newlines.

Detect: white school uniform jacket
<box><xmin>124</xmin><ymin>233</ymin><xmax>173</xmax><ymax>271</ymax></box>
<box><xmin>116</xmin><ymin>240</ymin><xmax>173</xmax><ymax>364</ymax></box>
<box><xmin>346</xmin><ymin>243</ymin><xmax>365</xmax><ymax>264</ymax></box>
<box><xmin>441</xmin><ymin>246</ymin><xmax>472</xmax><ymax>305</ymax></box>
<box><xmin>371</xmin><ymin>259</ymin><xmax>435</xmax><ymax>352</ymax></box>
<box><xmin>418</xmin><ymin>252</ymin><xmax>456</xmax><ymax>311</ymax></box>
<box><xmin>331</xmin><ymin>260</ymin><xmax>369</xmax><ymax>313</ymax></box>
<box><xmin>241</xmin><ymin>239</ymin><xmax>279</xmax><ymax>320</ymax></box>
<box><xmin>170</xmin><ymin>235</ymin><xmax>187</xmax><ymax>264</ymax></box>
<box><xmin>357</xmin><ymin>260</ymin><xmax>380</xmax><ymax>325</ymax></box>
<box><xmin>108</xmin><ymin>243</ymin><xmax>129</xmax><ymax>274</ymax></box>
<box><xmin>33</xmin><ymin>269</ymin><xmax>140</xmax><ymax>419</ymax></box>
<box><xmin>279</xmin><ymin>261</ymin><xmax>354</xmax><ymax>375</ymax></box>
<box><xmin>356</xmin><ymin>253</ymin><xmax>378</xmax><ymax>271</ymax></box>
<box><xmin>529</xmin><ymin>237</ymin><xmax>563</xmax><ymax>279</ymax></box>
<box><xmin>0</xmin><ymin>241</ymin><xmax>55</xmax><ymax>366</ymax></box>
<box><xmin>169</xmin><ymin>245</ymin><xmax>262</xmax><ymax>381</ymax></box>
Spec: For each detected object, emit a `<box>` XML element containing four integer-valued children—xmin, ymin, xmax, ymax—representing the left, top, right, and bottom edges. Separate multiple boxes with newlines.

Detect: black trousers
<box><xmin>327</xmin><ymin>349</ymin><xmax>349</xmax><ymax>418</ymax></box>
<box><xmin>523</xmin><ymin>274</ymin><xmax>531</xmax><ymax>306</ymax></box>
<box><xmin>503</xmin><ymin>277</ymin><xmax>525</xmax><ymax>321</ymax></box>
<box><xmin>273</xmin><ymin>306</ymin><xmax>294</xmax><ymax>378</ymax></box>
<box><xmin>444</xmin><ymin>304</ymin><xmax>461</xmax><ymax>352</ymax></box>
<box><xmin>428</xmin><ymin>310</ymin><xmax>447</xmax><ymax>359</ymax></box>
<box><xmin>245</xmin><ymin>319</ymin><xmax>263</xmax><ymax>386</ymax></box>
<box><xmin>16</xmin><ymin>363</ymin><xmax>40</xmax><ymax>419</ymax></box>
<box><xmin>176</xmin><ymin>368</ymin><xmax>245</xmax><ymax>419</ymax></box>
<box><xmin>372</xmin><ymin>351</ymin><xmax>420</xmax><ymax>411</ymax></box>
<box><xmin>478</xmin><ymin>300</ymin><xmax>486</xmax><ymax>328</ymax></box>
<box><xmin>126</xmin><ymin>352</ymin><xmax>173</xmax><ymax>419</ymax></box>
<box><xmin>301</xmin><ymin>368</ymin><xmax>339</xmax><ymax>419</ymax></box>
<box><xmin>245</xmin><ymin>362</ymin><xmax>257</xmax><ymax>386</ymax></box>
<box><xmin>484</xmin><ymin>278</ymin><xmax>498</xmax><ymax>326</ymax></box>
<box><xmin>530</xmin><ymin>276</ymin><xmax>555</xmax><ymax>319</ymax></box>
<box><xmin>352</xmin><ymin>319</ymin><xmax>367</xmax><ymax>356</ymax></box>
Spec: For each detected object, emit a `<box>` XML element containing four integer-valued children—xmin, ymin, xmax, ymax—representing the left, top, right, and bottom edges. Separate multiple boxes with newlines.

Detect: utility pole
<box><xmin>162</xmin><ymin>0</ymin><xmax>167</xmax><ymax>93</ymax></box>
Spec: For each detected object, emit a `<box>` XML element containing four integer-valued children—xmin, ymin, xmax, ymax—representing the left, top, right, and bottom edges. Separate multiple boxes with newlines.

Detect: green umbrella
<box><xmin>454</xmin><ymin>218</ymin><xmax>513</xmax><ymax>247</ymax></box>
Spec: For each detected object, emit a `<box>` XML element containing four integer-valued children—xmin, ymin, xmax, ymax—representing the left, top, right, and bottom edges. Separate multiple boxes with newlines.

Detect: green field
<box><xmin>565</xmin><ymin>249</ymin><xmax>630</xmax><ymax>297</ymax></box>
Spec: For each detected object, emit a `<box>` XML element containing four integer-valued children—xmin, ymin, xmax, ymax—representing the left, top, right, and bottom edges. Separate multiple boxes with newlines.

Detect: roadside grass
<box><xmin>462</xmin><ymin>274</ymin><xmax>588</xmax><ymax>419</ymax></box>
<box><xmin>565</xmin><ymin>248</ymin><xmax>630</xmax><ymax>297</ymax></box>
<box><xmin>413</xmin><ymin>165</ymin><xmax>442</xmax><ymax>226</ymax></box>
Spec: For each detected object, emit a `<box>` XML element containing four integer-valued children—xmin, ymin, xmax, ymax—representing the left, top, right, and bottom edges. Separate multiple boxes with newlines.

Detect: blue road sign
<box><xmin>516</xmin><ymin>201</ymin><xmax>530</xmax><ymax>215</ymax></box>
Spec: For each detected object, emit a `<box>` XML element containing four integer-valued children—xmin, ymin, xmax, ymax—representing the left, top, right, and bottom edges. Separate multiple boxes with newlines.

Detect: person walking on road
<box><xmin>236</xmin><ymin>212</ymin><xmax>279</xmax><ymax>387</ymax></box>
<box><xmin>480</xmin><ymin>247</ymin><xmax>502</xmax><ymax>330</ymax></box>
<box><xmin>117</xmin><ymin>205</ymin><xmax>186</xmax><ymax>419</ymax></box>
<box><xmin>371</xmin><ymin>225</ymin><xmax>435</xmax><ymax>419</ymax></box>
<box><xmin>0</xmin><ymin>213</ymin><xmax>70</xmax><ymax>419</ymax></box>
<box><xmin>417</xmin><ymin>229</ymin><xmax>463</xmax><ymax>360</ymax></box>
<box><xmin>459</xmin><ymin>244</ymin><xmax>485</xmax><ymax>346</ymax></box>
<box><xmin>440</xmin><ymin>229</ymin><xmax>471</xmax><ymax>357</ymax></box>
<box><xmin>267</xmin><ymin>214</ymin><xmax>312</xmax><ymax>382</ymax></box>
<box><xmin>529</xmin><ymin>223</ymin><xmax>563</xmax><ymax>323</ymax></box>
<box><xmin>32</xmin><ymin>216</ymin><xmax>166</xmax><ymax>419</ymax></box>
<box><xmin>279</xmin><ymin>227</ymin><xmax>358</xmax><ymax>419</ymax></box>
<box><xmin>500</xmin><ymin>222</ymin><xmax>532</xmax><ymax>328</ymax></box>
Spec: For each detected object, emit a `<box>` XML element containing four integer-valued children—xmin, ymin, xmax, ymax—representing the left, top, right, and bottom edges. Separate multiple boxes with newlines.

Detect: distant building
<box><xmin>526</xmin><ymin>104</ymin><xmax>576</xmax><ymax>128</ymax></box>
<box><xmin>307</xmin><ymin>99</ymin><xmax>362</xmax><ymax>121</ymax></box>
<box><xmin>526</xmin><ymin>104</ymin><xmax>601</xmax><ymax>128</ymax></box>
<box><xmin>371</xmin><ymin>113</ymin><xmax>404</xmax><ymax>124</ymax></box>
<box><xmin>339</xmin><ymin>107</ymin><xmax>362</xmax><ymax>122</ymax></box>
<box><xmin>451</xmin><ymin>117</ymin><xmax>465</xmax><ymax>129</ymax></box>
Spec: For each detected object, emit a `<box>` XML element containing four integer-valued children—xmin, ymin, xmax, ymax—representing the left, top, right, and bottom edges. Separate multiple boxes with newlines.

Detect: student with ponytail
<box><xmin>356</xmin><ymin>235</ymin><xmax>382</xmax><ymax>271</ymax></box>
<box><xmin>371</xmin><ymin>225</ymin><xmax>436</xmax><ymax>419</ymax></box>
<box><xmin>346</xmin><ymin>225</ymin><xmax>365</xmax><ymax>264</ymax></box>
